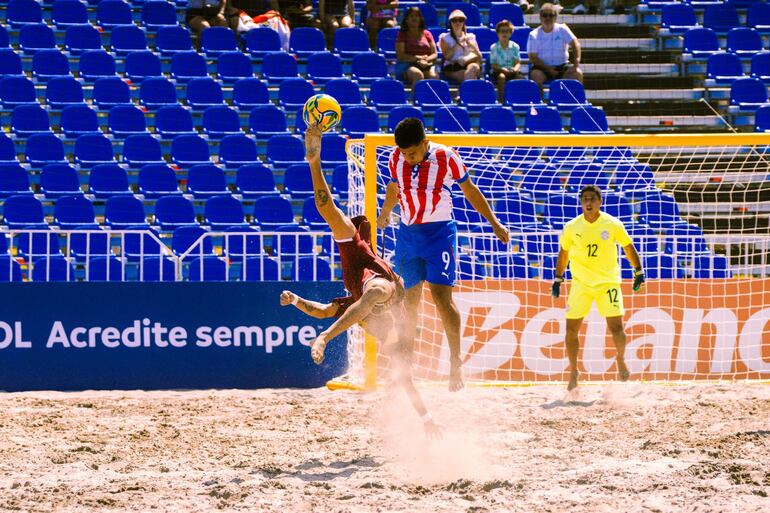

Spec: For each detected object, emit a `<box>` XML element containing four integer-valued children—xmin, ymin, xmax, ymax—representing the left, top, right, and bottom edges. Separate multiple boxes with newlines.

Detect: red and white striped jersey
<box><xmin>388</xmin><ymin>142</ymin><xmax>469</xmax><ymax>225</ymax></box>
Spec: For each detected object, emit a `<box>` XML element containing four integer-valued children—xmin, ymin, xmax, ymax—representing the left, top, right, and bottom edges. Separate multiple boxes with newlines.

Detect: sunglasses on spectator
<box><xmin>450</xmin><ymin>18</ymin><xmax>465</xmax><ymax>23</ymax></box>
<box><xmin>541</xmin><ymin>12</ymin><xmax>556</xmax><ymax>18</ymax></box>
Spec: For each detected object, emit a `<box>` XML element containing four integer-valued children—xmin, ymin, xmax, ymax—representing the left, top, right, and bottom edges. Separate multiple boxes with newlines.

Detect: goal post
<box><xmin>334</xmin><ymin>133</ymin><xmax>770</xmax><ymax>391</ymax></box>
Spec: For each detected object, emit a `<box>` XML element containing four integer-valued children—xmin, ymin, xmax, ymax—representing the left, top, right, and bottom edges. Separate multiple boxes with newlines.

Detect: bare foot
<box><xmin>567</xmin><ymin>370</ymin><xmax>579</xmax><ymax>391</ymax></box>
<box><xmin>311</xmin><ymin>335</ymin><xmax>328</xmax><ymax>365</ymax></box>
<box><xmin>449</xmin><ymin>359</ymin><xmax>464</xmax><ymax>392</ymax></box>
<box><xmin>618</xmin><ymin>360</ymin><xmax>630</xmax><ymax>382</ymax></box>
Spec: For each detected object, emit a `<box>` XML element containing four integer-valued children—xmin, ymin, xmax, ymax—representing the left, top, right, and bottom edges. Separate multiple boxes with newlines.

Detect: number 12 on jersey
<box><xmin>587</xmin><ymin>243</ymin><xmax>598</xmax><ymax>257</ymax></box>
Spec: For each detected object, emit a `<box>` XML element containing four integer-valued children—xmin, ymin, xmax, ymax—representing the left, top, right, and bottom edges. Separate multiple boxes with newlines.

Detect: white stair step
<box><xmin>582</xmin><ymin>63</ymin><xmax>679</xmax><ymax>75</ymax></box>
<box><xmin>587</xmin><ymin>89</ymin><xmax>705</xmax><ymax>101</ymax></box>
<box><xmin>606</xmin><ymin>115</ymin><xmax>724</xmax><ymax>127</ymax></box>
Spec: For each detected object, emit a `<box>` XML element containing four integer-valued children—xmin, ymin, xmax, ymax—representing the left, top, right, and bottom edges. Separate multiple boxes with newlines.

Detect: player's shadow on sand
<box><xmin>290</xmin><ymin>457</ymin><xmax>382</xmax><ymax>481</ymax></box>
<box><xmin>540</xmin><ymin>399</ymin><xmax>597</xmax><ymax>409</ymax></box>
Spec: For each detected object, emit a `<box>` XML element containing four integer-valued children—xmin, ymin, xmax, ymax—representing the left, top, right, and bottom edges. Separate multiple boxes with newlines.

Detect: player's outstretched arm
<box><xmin>280</xmin><ymin>290</ymin><xmax>339</xmax><ymax>318</ymax></box>
<box><xmin>458</xmin><ymin>179</ymin><xmax>510</xmax><ymax>244</ymax></box>
<box><xmin>623</xmin><ymin>243</ymin><xmax>645</xmax><ymax>292</ymax></box>
<box><xmin>304</xmin><ymin>125</ymin><xmax>355</xmax><ymax>240</ymax></box>
<box><xmin>377</xmin><ymin>181</ymin><xmax>400</xmax><ymax>229</ymax></box>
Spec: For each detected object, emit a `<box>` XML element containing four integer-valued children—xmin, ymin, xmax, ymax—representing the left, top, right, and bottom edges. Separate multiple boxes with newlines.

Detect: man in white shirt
<box><xmin>526</xmin><ymin>3</ymin><xmax>583</xmax><ymax>89</ymax></box>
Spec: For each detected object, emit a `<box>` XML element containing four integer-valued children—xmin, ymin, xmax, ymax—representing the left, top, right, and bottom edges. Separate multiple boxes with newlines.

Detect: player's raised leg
<box><xmin>606</xmin><ymin>315</ymin><xmax>630</xmax><ymax>382</ymax></box>
<box><xmin>428</xmin><ymin>282</ymin><xmax>464</xmax><ymax>391</ymax></box>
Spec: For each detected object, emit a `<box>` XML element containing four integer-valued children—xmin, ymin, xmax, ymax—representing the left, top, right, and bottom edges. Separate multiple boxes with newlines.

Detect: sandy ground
<box><xmin>0</xmin><ymin>383</ymin><xmax>768</xmax><ymax>513</ymax></box>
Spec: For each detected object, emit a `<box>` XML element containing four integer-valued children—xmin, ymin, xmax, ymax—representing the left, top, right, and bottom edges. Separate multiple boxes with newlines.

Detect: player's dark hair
<box><xmin>394</xmin><ymin>118</ymin><xmax>426</xmax><ymax>149</ymax></box>
<box><xmin>579</xmin><ymin>185</ymin><xmax>602</xmax><ymax>200</ymax></box>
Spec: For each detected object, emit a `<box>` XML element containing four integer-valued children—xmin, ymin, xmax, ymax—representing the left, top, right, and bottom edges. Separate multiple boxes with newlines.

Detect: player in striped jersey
<box><xmin>377</xmin><ymin>118</ymin><xmax>510</xmax><ymax>391</ymax></box>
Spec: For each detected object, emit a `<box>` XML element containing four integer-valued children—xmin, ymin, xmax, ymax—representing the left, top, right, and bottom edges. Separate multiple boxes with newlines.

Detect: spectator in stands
<box><xmin>365</xmin><ymin>0</ymin><xmax>398</xmax><ymax>50</ymax></box>
<box><xmin>187</xmin><ymin>0</ymin><xmax>229</xmax><ymax>36</ymax></box>
<box><xmin>319</xmin><ymin>0</ymin><xmax>355</xmax><ymax>45</ymax></box>
<box><xmin>489</xmin><ymin>19</ymin><xmax>523</xmax><ymax>103</ymax></box>
<box><xmin>527</xmin><ymin>3</ymin><xmax>582</xmax><ymax>90</ymax></box>
<box><xmin>395</xmin><ymin>7</ymin><xmax>439</xmax><ymax>87</ymax></box>
<box><xmin>226</xmin><ymin>0</ymin><xmax>270</xmax><ymax>31</ymax></box>
<box><xmin>276</xmin><ymin>0</ymin><xmax>321</xmax><ymax>29</ymax></box>
<box><xmin>439</xmin><ymin>10</ymin><xmax>482</xmax><ymax>83</ymax></box>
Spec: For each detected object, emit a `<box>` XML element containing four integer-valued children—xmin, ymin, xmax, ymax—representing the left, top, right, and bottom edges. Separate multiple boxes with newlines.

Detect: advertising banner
<box><xmin>0</xmin><ymin>282</ymin><xmax>347</xmax><ymax>391</ymax></box>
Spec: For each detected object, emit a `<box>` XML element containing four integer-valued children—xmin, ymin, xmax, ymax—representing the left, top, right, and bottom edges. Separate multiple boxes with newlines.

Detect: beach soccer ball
<box><xmin>302</xmin><ymin>94</ymin><xmax>341</xmax><ymax>132</ymax></box>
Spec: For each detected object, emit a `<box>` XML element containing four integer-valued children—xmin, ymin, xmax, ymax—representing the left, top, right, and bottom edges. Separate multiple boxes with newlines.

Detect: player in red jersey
<box><xmin>280</xmin><ymin>124</ymin><xmax>442</xmax><ymax>437</ymax></box>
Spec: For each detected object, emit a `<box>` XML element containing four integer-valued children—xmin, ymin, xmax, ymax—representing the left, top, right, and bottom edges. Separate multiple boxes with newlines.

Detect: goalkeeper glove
<box><xmin>633</xmin><ymin>268</ymin><xmax>645</xmax><ymax>292</ymax></box>
<box><xmin>551</xmin><ymin>276</ymin><xmax>564</xmax><ymax>298</ymax></box>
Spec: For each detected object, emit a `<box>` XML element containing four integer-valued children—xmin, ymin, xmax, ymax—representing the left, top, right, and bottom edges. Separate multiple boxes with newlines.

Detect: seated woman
<box><xmin>395</xmin><ymin>7</ymin><xmax>438</xmax><ymax>88</ymax></box>
<box><xmin>438</xmin><ymin>9</ymin><xmax>482</xmax><ymax>83</ymax></box>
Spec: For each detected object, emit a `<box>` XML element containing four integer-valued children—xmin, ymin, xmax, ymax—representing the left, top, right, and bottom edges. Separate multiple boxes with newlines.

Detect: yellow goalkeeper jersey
<box><xmin>559</xmin><ymin>212</ymin><xmax>632</xmax><ymax>286</ymax></box>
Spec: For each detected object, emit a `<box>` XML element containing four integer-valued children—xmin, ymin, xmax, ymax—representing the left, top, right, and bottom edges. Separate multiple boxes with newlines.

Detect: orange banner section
<box><xmin>405</xmin><ymin>280</ymin><xmax>770</xmax><ymax>381</ymax></box>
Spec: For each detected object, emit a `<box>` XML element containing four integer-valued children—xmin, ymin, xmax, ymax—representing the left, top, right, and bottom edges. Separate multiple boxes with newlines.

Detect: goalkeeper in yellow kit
<box><xmin>551</xmin><ymin>185</ymin><xmax>646</xmax><ymax>391</ymax></box>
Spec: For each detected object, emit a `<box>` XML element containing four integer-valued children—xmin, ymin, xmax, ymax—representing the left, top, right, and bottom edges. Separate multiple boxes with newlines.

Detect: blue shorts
<box><xmin>395</xmin><ymin>221</ymin><xmax>457</xmax><ymax>289</ymax></box>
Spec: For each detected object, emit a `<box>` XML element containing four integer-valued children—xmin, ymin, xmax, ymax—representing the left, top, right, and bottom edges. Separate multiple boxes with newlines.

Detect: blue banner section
<box><xmin>0</xmin><ymin>282</ymin><xmax>348</xmax><ymax>391</ymax></box>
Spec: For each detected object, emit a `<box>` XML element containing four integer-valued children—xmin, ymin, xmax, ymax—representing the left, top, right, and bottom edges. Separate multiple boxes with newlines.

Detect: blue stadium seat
<box><xmin>155</xmin><ymin>105</ymin><xmax>196</xmax><ymax>139</ymax></box>
<box><xmin>25</xmin><ymin>133</ymin><xmax>66</xmax><ymax>167</ymax></box>
<box><xmin>643</xmin><ymin>254</ymin><xmax>681</xmax><ymax>279</ymax></box>
<box><xmin>750</xmin><ymin>52</ymin><xmax>770</xmax><ymax>82</ymax></box>
<box><xmin>666</xmin><ymin>224</ymin><xmax>709</xmax><ymax>258</ymax></box>
<box><xmin>52</xmin><ymin>0</ymin><xmax>89</xmax><ymax>28</ymax></box>
<box><xmin>613</xmin><ymin>163</ymin><xmax>654</xmax><ymax>191</ymax></box>
<box><xmin>566</xmin><ymin>164</ymin><xmax>610</xmax><ymax>192</ymax></box>
<box><xmin>334</xmin><ymin>27</ymin><xmax>370</xmax><ymax>58</ymax></box>
<box><xmin>122</xmin><ymin>226</ymin><xmax>166</xmax><ymax>262</ymax></box>
<box><xmin>694</xmin><ymin>255</ymin><xmax>731</xmax><ymax>278</ymax></box>
<box><xmin>703</xmin><ymin>3</ymin><xmax>740</xmax><ymax>33</ymax></box>
<box><xmin>111</xmin><ymin>25</ymin><xmax>149</xmax><ymax>55</ymax></box>
<box><xmin>40</xmin><ymin>164</ymin><xmax>82</xmax><ymax>198</ymax></box>
<box><xmin>489</xmin><ymin>2</ymin><xmax>526</xmax><ymax>28</ymax></box>
<box><xmin>511</xmin><ymin>27</ymin><xmax>531</xmax><ymax>59</ymax></box>
<box><xmin>249</xmin><ymin>104</ymin><xmax>289</xmax><ymax>140</ymax></box>
<box><xmin>18</xmin><ymin>227</ymin><xmax>64</xmax><ymax>260</ymax></box>
<box><xmin>388</xmin><ymin>105</ymin><xmax>424</xmax><ymax>132</ymax></box>
<box><xmin>282</xmin><ymin>163</ymin><xmax>314</xmax><ymax>199</ymax></box>
<box><xmin>301</xmin><ymin>196</ymin><xmax>331</xmax><ymax>230</ymax></box>
<box><xmin>307</xmin><ymin>52</ymin><xmax>344</xmax><ymax>84</ymax></box>
<box><xmin>86</xmin><ymin>256</ymin><xmax>124</xmax><ymax>282</ymax></box>
<box><xmin>55</xmin><ymin>195</ymin><xmax>98</xmax><ymax>229</ymax></box>
<box><xmin>233</xmin><ymin>78</ymin><xmax>270</xmax><ymax>111</ymax></box>
<box><xmin>548</xmin><ymin>79</ymin><xmax>590</xmax><ymax>111</ymax></box>
<box><xmin>108</xmin><ymin>105</ymin><xmax>147</xmax><ymax>138</ymax></box>
<box><xmin>342</xmin><ymin>105</ymin><xmax>380</xmax><ymax>137</ymax></box>
<box><xmin>524</xmin><ymin>106</ymin><xmax>564</xmax><ymax>134</ymax></box>
<box><xmin>494</xmin><ymin>195</ymin><xmax>540</xmax><ymax>228</ymax></box>
<box><xmin>97</xmin><ymin>0</ymin><xmax>133</xmax><ymax>29</ymax></box>
<box><xmin>187</xmin><ymin>164</ymin><xmax>229</xmax><ymax>198</ymax></box>
<box><xmin>291</xmin><ymin>256</ymin><xmax>331</xmax><ymax>281</ymax></box>
<box><xmin>141</xmin><ymin>1</ymin><xmax>178</xmax><ymax>30</ymax></box>
<box><xmin>223</xmin><ymin>226</ymin><xmax>263</xmax><ymax>259</ymax></box>
<box><xmin>453</xmin><ymin>196</ymin><xmax>484</xmax><ymax>227</ymax></box>
<box><xmin>377</xmin><ymin>27</ymin><xmax>399</xmax><ymax>59</ymax></box>
<box><xmin>32</xmin><ymin>255</ymin><xmax>74</xmax><ymax>282</ymax></box>
<box><xmin>89</xmin><ymin>164</ymin><xmax>131</xmax><ymax>198</ymax></box>
<box><xmin>492</xmin><ymin>253</ymin><xmax>529</xmax><ymax>279</ymax></box>
<box><xmin>32</xmin><ymin>50</ymin><xmax>71</xmax><ymax>80</ymax></box>
<box><xmin>188</xmin><ymin>255</ymin><xmax>228</xmax><ymax>281</ymax></box>
<box><xmin>351</xmin><ymin>52</ymin><xmax>389</xmax><ymax>84</ymax></box>
<box><xmin>330</xmin><ymin>165</ymin><xmax>347</xmax><ymax>199</ymax></box>
<box><xmin>204</xmin><ymin>195</ymin><xmax>249</xmax><ymax>229</ymax></box>
<box><xmin>727</xmin><ymin>28</ymin><xmax>763</xmax><ymax>56</ymax></box>
<box><xmin>414</xmin><ymin>79</ymin><xmax>452</xmax><ymax>110</ymax></box>
<box><xmin>324</xmin><ymin>78</ymin><xmax>363</xmax><ymax>108</ymax></box>
<box><xmin>730</xmin><ymin>77</ymin><xmax>768</xmax><ymax>110</ymax></box>
<box><xmin>64</xmin><ymin>24</ymin><xmax>101</xmax><ymax>54</ymax></box>
<box><xmin>79</xmin><ymin>50</ymin><xmax>117</xmax><ymax>81</ymax></box>
<box><xmin>321</xmin><ymin>133</ymin><xmax>348</xmax><ymax>166</ymax></box>
<box><xmin>0</xmin><ymin>163</ymin><xmax>32</xmax><ymax>197</ymax></box>
<box><xmin>217</xmin><ymin>51</ymin><xmax>253</xmax><ymax>83</ymax></box>
<box><xmin>253</xmin><ymin>196</ymin><xmax>294</xmax><ymax>228</ymax></box>
<box><xmin>369</xmin><ymin>78</ymin><xmax>406</xmax><ymax>111</ymax></box>
<box><xmin>122</xmin><ymin>134</ymin><xmax>165</xmax><ymax>166</ymax></box>
<box><xmin>236</xmin><ymin>163</ymin><xmax>279</xmax><ymax>198</ymax></box>
<box><xmin>173</xmin><ymin>226</ymin><xmax>213</xmax><ymax>256</ymax></box>
<box><xmin>155</xmin><ymin>26</ymin><xmax>194</xmax><ymax>55</ymax></box>
<box><xmin>0</xmin><ymin>26</ymin><xmax>7</xmax><ymax>49</ymax></box>
<box><xmin>706</xmin><ymin>52</ymin><xmax>744</xmax><ymax>85</ymax></box>
<box><xmin>125</xmin><ymin>50</ymin><xmax>163</xmax><ymax>82</ymax></box>
<box><xmin>3</xmin><ymin>195</ymin><xmax>47</xmax><ymax>229</ymax></box>
<box><xmin>748</xmin><ymin>2</ymin><xmax>770</xmax><ymax>33</ymax></box>
<box><xmin>660</xmin><ymin>4</ymin><xmax>699</xmax><ymax>35</ymax></box>
<box><xmin>241</xmin><ymin>256</ymin><xmax>280</xmax><ymax>281</ymax></box>
<box><xmin>75</xmin><ymin>133</ymin><xmax>116</xmax><ymax>167</ymax></box>
<box><xmin>446</xmin><ymin>2</ymin><xmax>481</xmax><ymax>26</ymax></box>
<box><xmin>19</xmin><ymin>23</ymin><xmax>55</xmax><ymax>54</ymax></box>
<box><xmin>140</xmin><ymin>77</ymin><xmax>178</xmax><ymax>109</ymax></box>
<box><xmin>7</xmin><ymin>0</ymin><xmax>43</xmax><ymax>28</ymax></box>
<box><xmin>105</xmin><ymin>195</ymin><xmax>148</xmax><ymax>228</ymax></box>
<box><xmin>0</xmin><ymin>134</ymin><xmax>17</xmax><ymax>163</ymax></box>
<box><xmin>433</xmin><ymin>106</ymin><xmax>471</xmax><ymax>133</ymax></box>
<box><xmin>11</xmin><ymin>104</ymin><xmax>51</xmax><ymax>137</ymax></box>
<box><xmin>186</xmin><ymin>77</ymin><xmax>225</xmax><ymax>110</ymax></box>
<box><xmin>201</xmin><ymin>27</ymin><xmax>238</xmax><ymax>56</ymax></box>
<box><xmin>415</xmin><ymin>3</ymin><xmax>439</xmax><ymax>27</ymax></box>
<box><xmin>172</xmin><ymin>134</ymin><xmax>212</xmax><ymax>167</ymax></box>
<box><xmin>219</xmin><ymin>134</ymin><xmax>259</xmax><ymax>168</ymax></box>
<box><xmin>755</xmin><ymin>103</ymin><xmax>770</xmax><ymax>131</ymax></box>
<box><xmin>53</xmin><ymin>87</ymin><xmax>90</xmax><ymax>118</ymax></box>
<box><xmin>246</xmin><ymin>27</ymin><xmax>281</xmax><ymax>57</ymax></box>
<box><xmin>682</xmin><ymin>28</ymin><xmax>720</xmax><ymax>59</ymax></box>
<box><xmin>518</xmin><ymin>162</ymin><xmax>562</xmax><ymax>198</ymax></box>
<box><xmin>478</xmin><ymin>106</ymin><xmax>517</xmax><ymax>133</ymax></box>
<box><xmin>456</xmin><ymin>253</ymin><xmax>485</xmax><ymax>280</ymax></box>
<box><xmin>544</xmin><ymin>193</ymin><xmax>580</xmax><ymax>229</ymax></box>
<box><xmin>601</xmin><ymin>193</ymin><xmax>634</xmax><ymax>224</ymax></box>
<box><xmin>0</xmin><ymin>49</ymin><xmax>22</xmax><ymax>77</ymax></box>
<box><xmin>139</xmin><ymin>164</ymin><xmax>182</xmax><ymax>199</ymax></box>
<box><xmin>278</xmin><ymin>78</ymin><xmax>314</xmax><ymax>109</ymax></box>
<box><xmin>639</xmin><ymin>191</ymin><xmax>685</xmax><ymax>229</ymax></box>
<box><xmin>458</xmin><ymin>80</ymin><xmax>498</xmax><ymax>112</ymax></box>
<box><xmin>93</xmin><ymin>76</ymin><xmax>131</xmax><ymax>109</ymax></box>
<box><xmin>504</xmin><ymin>79</ymin><xmax>542</xmax><ymax>111</ymax></box>
<box><xmin>0</xmin><ymin>256</ymin><xmax>23</xmax><ymax>282</ymax></box>
<box><xmin>170</xmin><ymin>51</ymin><xmax>208</xmax><ymax>82</ymax></box>
<box><xmin>290</xmin><ymin>27</ymin><xmax>326</xmax><ymax>57</ymax></box>
<box><xmin>261</xmin><ymin>52</ymin><xmax>300</xmax><ymax>83</ymax></box>
<box><xmin>626</xmin><ymin>224</ymin><xmax>658</xmax><ymax>257</ymax></box>
<box><xmin>469</xmin><ymin>27</ymin><xmax>497</xmax><ymax>60</ymax></box>
<box><xmin>156</xmin><ymin>195</ymin><xmax>198</xmax><ymax>230</ymax></box>
<box><xmin>570</xmin><ymin>106</ymin><xmax>612</xmax><ymax>134</ymax></box>
<box><xmin>202</xmin><ymin>105</ymin><xmax>242</xmax><ymax>139</ymax></box>
<box><xmin>45</xmin><ymin>76</ymin><xmax>84</xmax><ymax>109</ymax></box>
<box><xmin>138</xmin><ymin>257</ymin><xmax>176</xmax><ymax>282</ymax></box>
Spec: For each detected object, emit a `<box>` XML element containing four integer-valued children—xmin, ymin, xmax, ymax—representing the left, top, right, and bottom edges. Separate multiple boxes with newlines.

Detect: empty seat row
<box><xmin>662</xmin><ymin>2</ymin><xmax>770</xmax><ymax>34</ymax></box>
<box><xmin>4</xmin><ymin>0</ymin><xmax>178</xmax><ymax>31</ymax></box>
<box><xmin>706</xmin><ymin>51</ymin><xmax>770</xmax><ymax>84</ymax></box>
<box><xmin>683</xmin><ymin>27</ymin><xmax>770</xmax><ymax>59</ymax></box>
